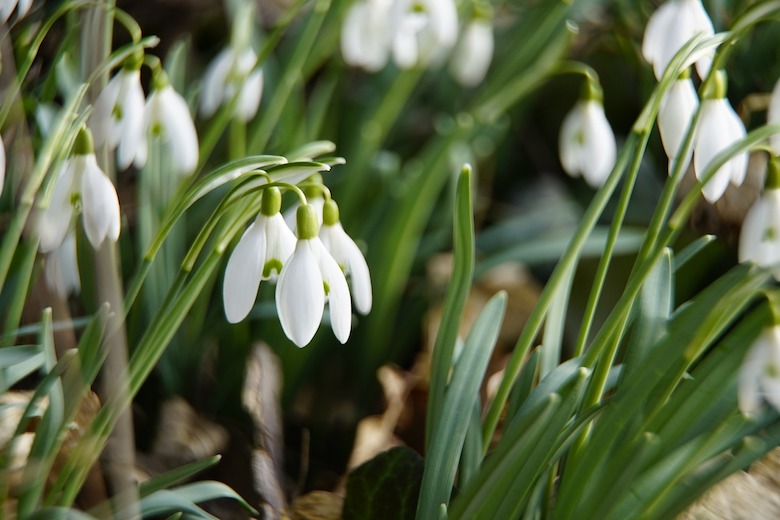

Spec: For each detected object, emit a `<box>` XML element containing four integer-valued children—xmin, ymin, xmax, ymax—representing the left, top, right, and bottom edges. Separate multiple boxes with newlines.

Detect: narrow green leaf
<box><xmin>139</xmin><ymin>456</ymin><xmax>223</xmax><ymax>498</ymax></box>
<box><xmin>0</xmin><ymin>345</ymin><xmax>45</xmax><ymax>393</ymax></box>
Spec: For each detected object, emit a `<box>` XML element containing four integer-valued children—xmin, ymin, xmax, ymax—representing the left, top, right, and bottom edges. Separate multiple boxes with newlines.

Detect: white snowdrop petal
<box><xmin>117</xmin><ymin>70</ymin><xmax>146</xmax><ymax>170</ymax></box>
<box><xmin>39</xmin><ymin>162</ymin><xmax>75</xmax><ymax>253</ymax></box>
<box><xmin>277</xmin><ymin>240</ymin><xmax>325</xmax><ymax>347</ymax></box>
<box><xmin>313</xmin><ymin>239</ymin><xmax>352</xmax><ymax>344</ymax></box>
<box><xmin>200</xmin><ymin>49</ymin><xmax>233</xmax><ymax>118</ymax></box>
<box><xmin>341</xmin><ymin>3</ymin><xmax>369</xmax><ymax>67</ymax></box>
<box><xmin>236</xmin><ymin>69</ymin><xmax>263</xmax><ymax>122</ymax></box>
<box><xmin>428</xmin><ymin>0</ymin><xmax>458</xmax><ymax>48</ymax></box>
<box><xmin>0</xmin><ymin>0</ymin><xmax>15</xmax><ymax>22</ymax></box>
<box><xmin>694</xmin><ymin>101</ymin><xmax>735</xmax><ymax>203</ymax></box>
<box><xmin>81</xmin><ymin>154</ymin><xmax>120</xmax><ymax>249</ymax></box>
<box><xmin>658</xmin><ymin>78</ymin><xmax>698</xmax><ymax>172</ymax></box>
<box><xmin>160</xmin><ymin>87</ymin><xmax>199</xmax><ymax>176</ymax></box>
<box><xmin>90</xmin><ymin>74</ymin><xmax>121</xmax><ymax>148</ymax></box>
<box><xmin>559</xmin><ymin>103</ymin><xmax>585</xmax><ymax>178</ymax></box>
<box><xmin>263</xmin><ymin>213</ymin><xmax>296</xmax><ymax>280</ymax></box>
<box><xmin>739</xmin><ymin>332</ymin><xmax>770</xmax><ymax>416</ymax></box>
<box><xmin>223</xmin><ymin>222</ymin><xmax>266</xmax><ymax>323</ymax></box>
<box><xmin>581</xmin><ymin>102</ymin><xmax>616</xmax><ymax>187</ymax></box>
<box><xmin>451</xmin><ymin>19</ymin><xmax>494</xmax><ymax>87</ymax></box>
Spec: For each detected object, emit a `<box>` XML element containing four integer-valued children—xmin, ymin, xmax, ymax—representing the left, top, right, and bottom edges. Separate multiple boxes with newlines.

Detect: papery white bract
<box><xmin>658</xmin><ymin>76</ymin><xmax>698</xmax><ymax>173</ymax></box>
<box><xmin>641</xmin><ymin>0</ymin><xmax>714</xmax><ymax>80</ymax></box>
<box><xmin>693</xmin><ymin>97</ymin><xmax>747</xmax><ymax>203</ymax></box>
<box><xmin>739</xmin><ymin>325</ymin><xmax>780</xmax><ymax>416</ymax></box>
<box><xmin>44</xmin><ymin>231</ymin><xmax>81</xmax><ymax>298</ymax></box>
<box><xmin>136</xmin><ymin>84</ymin><xmax>199</xmax><ymax>176</ymax></box>
<box><xmin>767</xmin><ymin>77</ymin><xmax>780</xmax><ymax>155</ymax></box>
<box><xmin>320</xmin><ymin>200</ymin><xmax>372</xmax><ymax>315</ymax></box>
<box><xmin>559</xmin><ymin>99</ymin><xmax>617</xmax><ymax>188</ymax></box>
<box><xmin>276</xmin><ymin>204</ymin><xmax>352</xmax><ymax>347</ymax></box>
<box><xmin>341</xmin><ymin>0</ymin><xmax>393</xmax><ymax>71</ymax></box>
<box><xmin>200</xmin><ymin>47</ymin><xmax>264</xmax><ymax>122</ymax></box>
<box><xmin>450</xmin><ymin>17</ymin><xmax>494</xmax><ymax>87</ymax></box>
<box><xmin>89</xmin><ymin>68</ymin><xmax>146</xmax><ymax>170</ymax></box>
<box><xmin>739</xmin><ymin>187</ymin><xmax>780</xmax><ymax>280</ymax></box>
<box><xmin>223</xmin><ymin>204</ymin><xmax>296</xmax><ymax>323</ymax></box>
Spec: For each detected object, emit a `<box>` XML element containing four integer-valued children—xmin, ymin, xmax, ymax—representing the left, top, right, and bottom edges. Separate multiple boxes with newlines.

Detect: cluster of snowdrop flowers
<box><xmin>340</xmin><ymin>0</ymin><xmax>493</xmax><ymax>86</ymax></box>
<box><xmin>89</xmin><ymin>59</ymin><xmax>199</xmax><ymax>176</ymax></box>
<box><xmin>558</xmin><ymin>78</ymin><xmax>617</xmax><ymax>188</ymax></box>
<box><xmin>223</xmin><ymin>184</ymin><xmax>372</xmax><ymax>347</ymax></box>
<box><xmin>38</xmin><ymin>127</ymin><xmax>121</xmax><ymax>253</ymax></box>
<box><xmin>739</xmin><ymin>325</ymin><xmax>780</xmax><ymax>417</ymax></box>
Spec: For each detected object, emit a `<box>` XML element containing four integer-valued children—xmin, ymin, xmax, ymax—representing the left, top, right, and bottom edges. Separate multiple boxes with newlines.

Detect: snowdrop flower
<box><xmin>658</xmin><ymin>71</ymin><xmax>699</xmax><ymax>173</ymax></box>
<box><xmin>739</xmin><ymin>325</ymin><xmax>780</xmax><ymax>416</ymax></box>
<box><xmin>693</xmin><ymin>71</ymin><xmax>747</xmax><ymax>203</ymax></box>
<box><xmin>559</xmin><ymin>81</ymin><xmax>617</xmax><ymax>188</ymax></box>
<box><xmin>89</xmin><ymin>63</ymin><xmax>145</xmax><ymax>170</ymax></box>
<box><xmin>200</xmin><ymin>47</ymin><xmax>263</xmax><ymax>122</ymax></box>
<box><xmin>320</xmin><ymin>199</ymin><xmax>372</xmax><ymax>315</ymax></box>
<box><xmin>0</xmin><ymin>134</ymin><xmax>5</xmax><ymax>197</ymax></box>
<box><xmin>642</xmin><ymin>0</ymin><xmax>714</xmax><ymax>80</ymax></box>
<box><xmin>1</xmin><ymin>0</ymin><xmax>32</xmax><ymax>23</ymax></box>
<box><xmin>39</xmin><ymin>128</ymin><xmax>121</xmax><ymax>252</ymax></box>
<box><xmin>276</xmin><ymin>204</ymin><xmax>352</xmax><ymax>347</ymax></box>
<box><xmin>283</xmin><ymin>175</ymin><xmax>325</xmax><ymax>232</ymax></box>
<box><xmin>390</xmin><ymin>0</ymin><xmax>458</xmax><ymax>69</ymax></box>
<box><xmin>739</xmin><ymin>158</ymin><xmax>780</xmax><ymax>279</ymax></box>
<box><xmin>223</xmin><ymin>187</ymin><xmax>296</xmax><ymax>323</ymax></box>
<box><xmin>767</xmin><ymin>77</ymin><xmax>780</xmax><ymax>155</ymax></box>
<box><xmin>135</xmin><ymin>72</ymin><xmax>199</xmax><ymax>176</ymax></box>
<box><xmin>44</xmin><ymin>231</ymin><xmax>81</xmax><ymax>298</ymax></box>
<box><xmin>341</xmin><ymin>0</ymin><xmax>393</xmax><ymax>72</ymax></box>
<box><xmin>450</xmin><ymin>15</ymin><xmax>494</xmax><ymax>87</ymax></box>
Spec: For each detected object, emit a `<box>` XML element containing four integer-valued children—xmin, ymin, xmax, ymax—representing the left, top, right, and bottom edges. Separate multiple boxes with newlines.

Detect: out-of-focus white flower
<box><xmin>739</xmin><ymin>160</ymin><xmax>780</xmax><ymax>279</ymax></box>
<box><xmin>767</xmin><ymin>77</ymin><xmax>780</xmax><ymax>155</ymax></box>
<box><xmin>320</xmin><ymin>199</ymin><xmax>372</xmax><ymax>315</ymax></box>
<box><xmin>0</xmin><ymin>134</ymin><xmax>5</xmax><ymax>197</ymax></box>
<box><xmin>559</xmin><ymin>86</ymin><xmax>617</xmax><ymax>188</ymax></box>
<box><xmin>658</xmin><ymin>74</ymin><xmax>699</xmax><ymax>173</ymax></box>
<box><xmin>44</xmin><ymin>231</ymin><xmax>81</xmax><ymax>297</ymax></box>
<box><xmin>341</xmin><ymin>0</ymin><xmax>393</xmax><ymax>71</ymax></box>
<box><xmin>276</xmin><ymin>204</ymin><xmax>352</xmax><ymax>347</ymax></box>
<box><xmin>693</xmin><ymin>71</ymin><xmax>747</xmax><ymax>203</ymax></box>
<box><xmin>223</xmin><ymin>187</ymin><xmax>296</xmax><ymax>323</ymax></box>
<box><xmin>1</xmin><ymin>0</ymin><xmax>32</xmax><ymax>23</ymax></box>
<box><xmin>136</xmin><ymin>75</ymin><xmax>199</xmax><ymax>176</ymax></box>
<box><xmin>390</xmin><ymin>0</ymin><xmax>458</xmax><ymax>69</ymax></box>
<box><xmin>200</xmin><ymin>47</ymin><xmax>263</xmax><ymax>122</ymax></box>
<box><xmin>450</xmin><ymin>16</ymin><xmax>494</xmax><ymax>87</ymax></box>
<box><xmin>39</xmin><ymin>128</ymin><xmax>121</xmax><ymax>252</ymax></box>
<box><xmin>642</xmin><ymin>0</ymin><xmax>714</xmax><ymax>80</ymax></box>
<box><xmin>739</xmin><ymin>325</ymin><xmax>780</xmax><ymax>416</ymax></box>
<box><xmin>89</xmin><ymin>67</ymin><xmax>146</xmax><ymax>170</ymax></box>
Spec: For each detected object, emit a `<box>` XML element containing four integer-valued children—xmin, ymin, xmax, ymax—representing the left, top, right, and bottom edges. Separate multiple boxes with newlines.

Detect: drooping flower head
<box><xmin>135</xmin><ymin>70</ymin><xmax>199</xmax><ymax>177</ymax></box>
<box><xmin>200</xmin><ymin>47</ymin><xmax>263</xmax><ymax>122</ymax></box>
<box><xmin>389</xmin><ymin>0</ymin><xmax>458</xmax><ymax>69</ymax></box>
<box><xmin>450</xmin><ymin>9</ymin><xmax>494</xmax><ymax>87</ymax></box>
<box><xmin>39</xmin><ymin>127</ymin><xmax>121</xmax><ymax>252</ymax></box>
<box><xmin>693</xmin><ymin>71</ymin><xmax>748</xmax><ymax>203</ymax></box>
<box><xmin>658</xmin><ymin>69</ymin><xmax>699</xmax><ymax>174</ymax></box>
<box><xmin>341</xmin><ymin>0</ymin><xmax>393</xmax><ymax>72</ymax></box>
<box><xmin>642</xmin><ymin>0</ymin><xmax>714</xmax><ymax>80</ymax></box>
<box><xmin>223</xmin><ymin>187</ymin><xmax>296</xmax><ymax>323</ymax></box>
<box><xmin>739</xmin><ymin>325</ymin><xmax>780</xmax><ymax>416</ymax></box>
<box><xmin>276</xmin><ymin>203</ymin><xmax>352</xmax><ymax>347</ymax></box>
<box><xmin>44</xmin><ymin>231</ymin><xmax>81</xmax><ymax>298</ymax></box>
<box><xmin>89</xmin><ymin>53</ymin><xmax>146</xmax><ymax>170</ymax></box>
<box><xmin>320</xmin><ymin>199</ymin><xmax>372</xmax><ymax>315</ymax></box>
<box><xmin>739</xmin><ymin>157</ymin><xmax>780</xmax><ymax>279</ymax></box>
<box><xmin>559</xmin><ymin>79</ymin><xmax>617</xmax><ymax>188</ymax></box>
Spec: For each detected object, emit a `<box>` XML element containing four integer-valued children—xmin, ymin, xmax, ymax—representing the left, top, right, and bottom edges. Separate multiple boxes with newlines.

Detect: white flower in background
<box><xmin>341</xmin><ymin>0</ymin><xmax>393</xmax><ymax>71</ymax></box>
<box><xmin>320</xmin><ymin>199</ymin><xmax>372</xmax><ymax>315</ymax></box>
<box><xmin>39</xmin><ymin>128</ymin><xmax>121</xmax><ymax>252</ymax></box>
<box><xmin>559</xmin><ymin>83</ymin><xmax>617</xmax><ymax>188</ymax></box>
<box><xmin>200</xmin><ymin>47</ymin><xmax>264</xmax><ymax>122</ymax></box>
<box><xmin>135</xmin><ymin>73</ymin><xmax>199</xmax><ymax>176</ymax></box>
<box><xmin>223</xmin><ymin>187</ymin><xmax>296</xmax><ymax>323</ymax></box>
<box><xmin>390</xmin><ymin>0</ymin><xmax>458</xmax><ymax>69</ymax></box>
<box><xmin>642</xmin><ymin>0</ymin><xmax>714</xmax><ymax>80</ymax></box>
<box><xmin>658</xmin><ymin>73</ymin><xmax>699</xmax><ymax>173</ymax></box>
<box><xmin>276</xmin><ymin>204</ymin><xmax>352</xmax><ymax>347</ymax></box>
<box><xmin>739</xmin><ymin>325</ymin><xmax>780</xmax><ymax>416</ymax></box>
<box><xmin>693</xmin><ymin>71</ymin><xmax>747</xmax><ymax>203</ymax></box>
<box><xmin>450</xmin><ymin>16</ymin><xmax>494</xmax><ymax>87</ymax></box>
<box><xmin>767</xmin><ymin>77</ymin><xmax>780</xmax><ymax>155</ymax></box>
<box><xmin>89</xmin><ymin>66</ymin><xmax>146</xmax><ymax>170</ymax></box>
<box><xmin>0</xmin><ymin>134</ymin><xmax>5</xmax><ymax>197</ymax></box>
<box><xmin>739</xmin><ymin>161</ymin><xmax>780</xmax><ymax>279</ymax></box>
<box><xmin>0</xmin><ymin>0</ymin><xmax>32</xmax><ymax>23</ymax></box>
<box><xmin>44</xmin><ymin>231</ymin><xmax>81</xmax><ymax>298</ymax></box>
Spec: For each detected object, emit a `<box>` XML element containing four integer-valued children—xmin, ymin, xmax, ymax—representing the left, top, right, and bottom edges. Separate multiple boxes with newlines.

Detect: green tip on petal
<box><xmin>767</xmin><ymin>156</ymin><xmax>780</xmax><ymax>190</ymax></box>
<box><xmin>73</xmin><ymin>127</ymin><xmax>94</xmax><ymax>155</ymax></box>
<box><xmin>296</xmin><ymin>204</ymin><xmax>319</xmax><ymax>239</ymax></box>
<box><xmin>261</xmin><ymin>187</ymin><xmax>282</xmax><ymax>216</ymax></box>
<box><xmin>580</xmin><ymin>79</ymin><xmax>603</xmax><ymax>103</ymax></box>
<box><xmin>323</xmin><ymin>199</ymin><xmax>340</xmax><ymax>226</ymax></box>
<box><xmin>701</xmin><ymin>70</ymin><xmax>727</xmax><ymax>100</ymax></box>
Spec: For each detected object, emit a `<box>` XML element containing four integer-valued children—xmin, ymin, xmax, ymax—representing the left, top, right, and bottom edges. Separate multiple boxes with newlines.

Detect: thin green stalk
<box><xmin>1</xmin><ymin>240</ymin><xmax>39</xmax><ymax>348</ymax></box>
